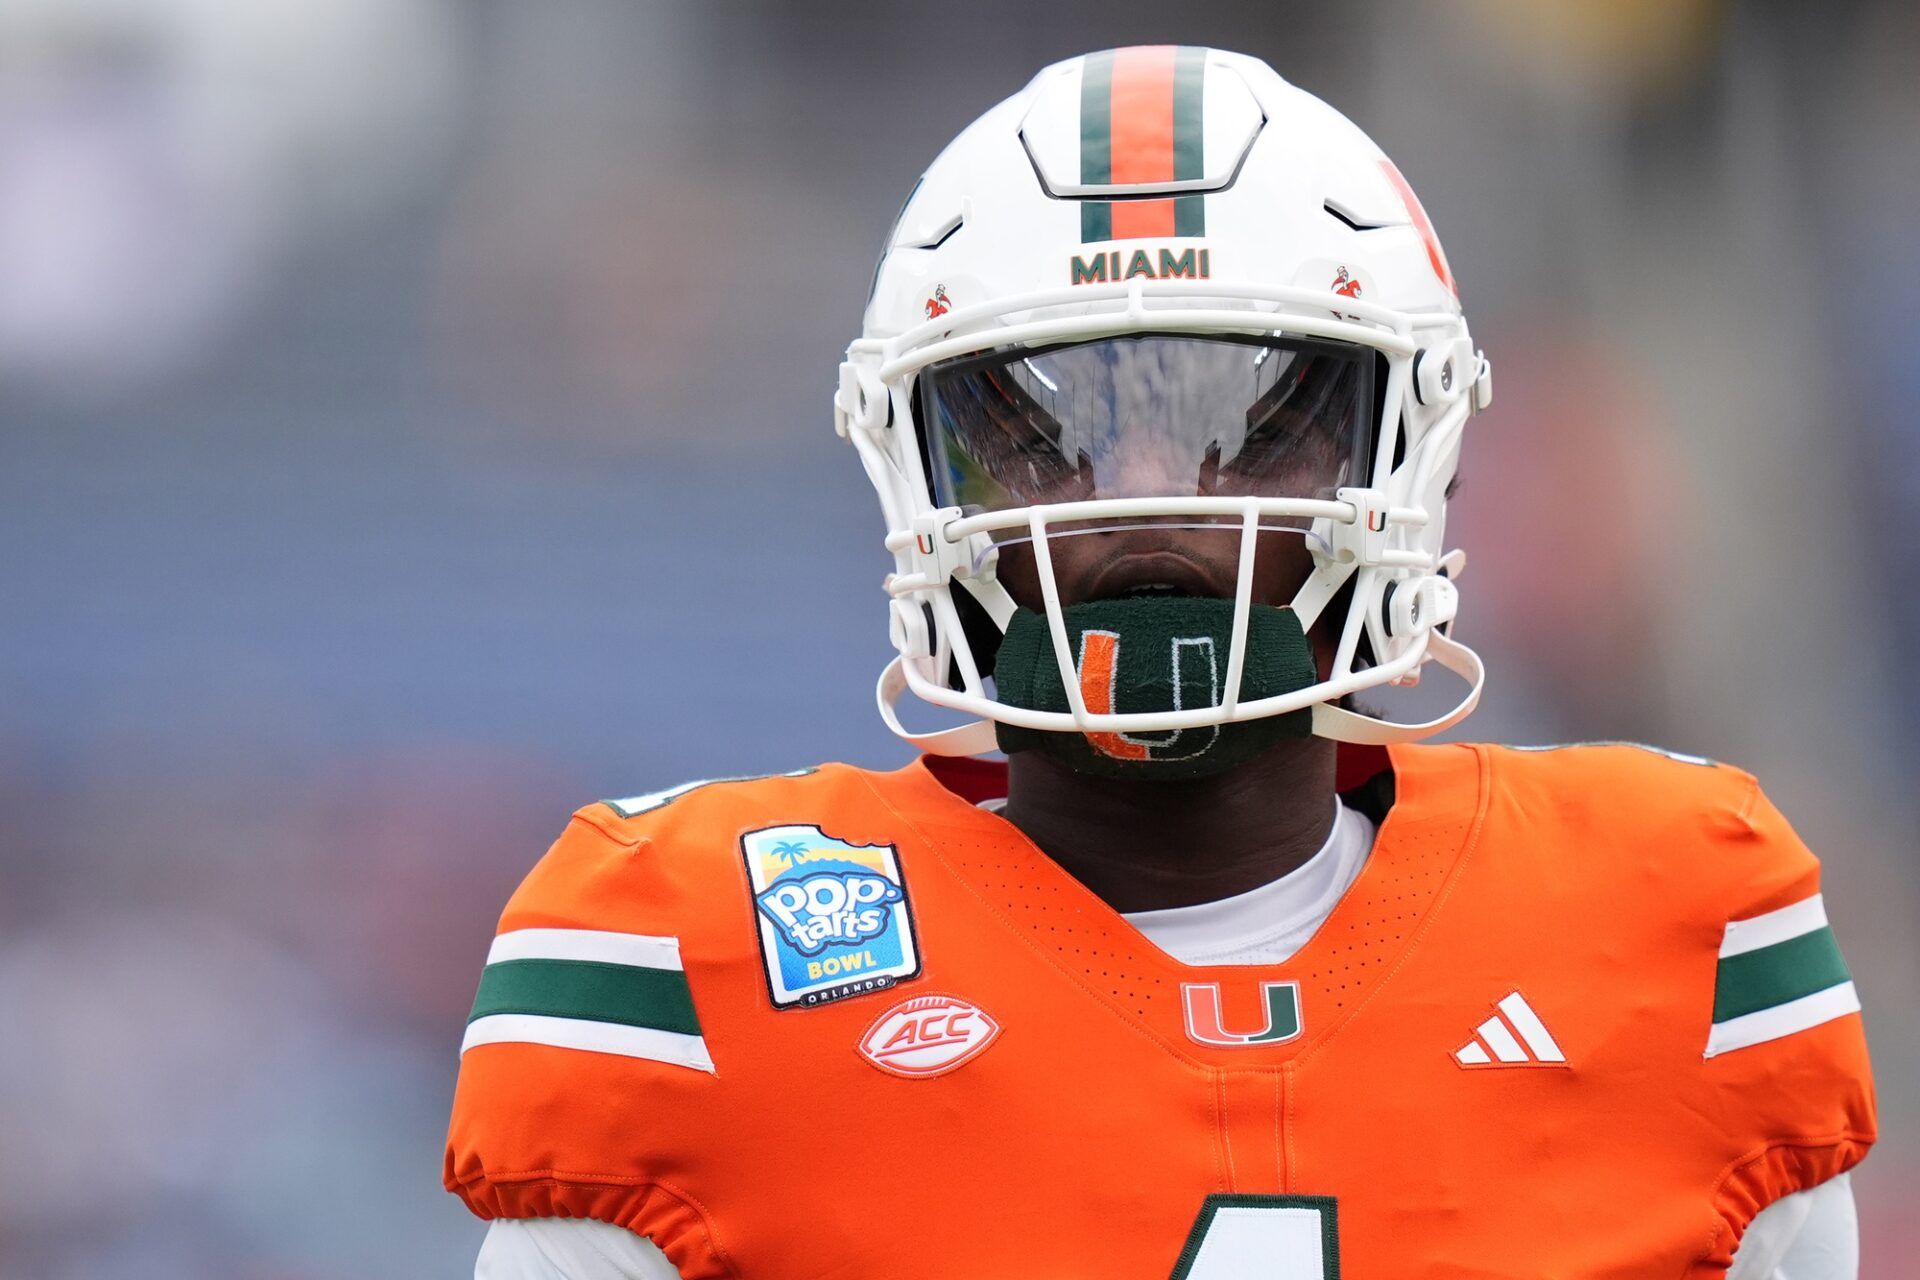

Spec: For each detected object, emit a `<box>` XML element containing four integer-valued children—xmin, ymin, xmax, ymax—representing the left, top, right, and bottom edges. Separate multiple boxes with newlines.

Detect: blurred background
<box><xmin>0</xmin><ymin>0</ymin><xmax>1913</xmax><ymax>1274</ymax></box>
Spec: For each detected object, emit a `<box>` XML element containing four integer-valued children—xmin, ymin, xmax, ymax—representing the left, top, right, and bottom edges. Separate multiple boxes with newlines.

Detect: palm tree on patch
<box><xmin>769</xmin><ymin>839</ymin><xmax>810</xmax><ymax>870</ymax></box>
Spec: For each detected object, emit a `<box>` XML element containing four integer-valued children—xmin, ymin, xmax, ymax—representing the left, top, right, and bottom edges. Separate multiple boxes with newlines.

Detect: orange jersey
<box><xmin>443</xmin><ymin>743</ymin><xmax>1875</xmax><ymax>1278</ymax></box>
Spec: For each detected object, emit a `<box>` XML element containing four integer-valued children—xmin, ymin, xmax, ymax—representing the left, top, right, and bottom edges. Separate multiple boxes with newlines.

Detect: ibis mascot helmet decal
<box><xmin>838</xmin><ymin>46</ymin><xmax>1492</xmax><ymax>766</ymax></box>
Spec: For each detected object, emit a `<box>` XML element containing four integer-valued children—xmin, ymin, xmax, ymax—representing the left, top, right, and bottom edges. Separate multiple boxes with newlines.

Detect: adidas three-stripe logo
<box><xmin>1453</xmin><ymin>991</ymin><xmax>1566</xmax><ymax>1068</ymax></box>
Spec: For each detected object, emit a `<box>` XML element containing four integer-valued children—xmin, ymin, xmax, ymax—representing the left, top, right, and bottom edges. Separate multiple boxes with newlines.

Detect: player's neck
<box><xmin>1000</xmin><ymin>737</ymin><xmax>1340</xmax><ymax>914</ymax></box>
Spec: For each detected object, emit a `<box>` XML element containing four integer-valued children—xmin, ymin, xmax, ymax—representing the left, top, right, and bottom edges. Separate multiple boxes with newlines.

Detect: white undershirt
<box><xmin>473</xmin><ymin>799</ymin><xmax>1856</xmax><ymax>1279</ymax></box>
<box><xmin>1118</xmin><ymin>799</ymin><xmax>1373</xmax><ymax>967</ymax></box>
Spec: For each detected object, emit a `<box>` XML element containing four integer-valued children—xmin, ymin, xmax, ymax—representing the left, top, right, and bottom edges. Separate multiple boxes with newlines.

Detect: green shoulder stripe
<box><xmin>1713</xmin><ymin>927</ymin><xmax>1851</xmax><ymax>1023</ymax></box>
<box><xmin>469</xmin><ymin>957</ymin><xmax>701</xmax><ymax>1037</ymax></box>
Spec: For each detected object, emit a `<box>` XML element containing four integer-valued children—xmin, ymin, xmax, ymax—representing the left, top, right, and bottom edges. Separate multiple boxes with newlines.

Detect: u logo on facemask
<box><xmin>1076</xmin><ymin>629</ymin><xmax>1222</xmax><ymax>762</ymax></box>
<box><xmin>993</xmin><ymin>597</ymin><xmax>1315</xmax><ymax>779</ymax></box>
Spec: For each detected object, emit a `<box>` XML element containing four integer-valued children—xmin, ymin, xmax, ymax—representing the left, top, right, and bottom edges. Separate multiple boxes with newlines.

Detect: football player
<box><xmin>447</xmin><ymin>48</ymin><xmax>1874</xmax><ymax>1278</ymax></box>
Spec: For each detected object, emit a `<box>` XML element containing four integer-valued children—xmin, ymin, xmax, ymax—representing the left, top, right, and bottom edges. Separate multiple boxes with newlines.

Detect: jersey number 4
<box><xmin>1170</xmin><ymin>1195</ymin><xmax>1340</xmax><ymax>1279</ymax></box>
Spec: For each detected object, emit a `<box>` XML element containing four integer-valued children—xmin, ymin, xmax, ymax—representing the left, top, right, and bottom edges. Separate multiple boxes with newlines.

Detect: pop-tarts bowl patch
<box><xmin>742</xmin><ymin>824</ymin><xmax>920</xmax><ymax>1009</ymax></box>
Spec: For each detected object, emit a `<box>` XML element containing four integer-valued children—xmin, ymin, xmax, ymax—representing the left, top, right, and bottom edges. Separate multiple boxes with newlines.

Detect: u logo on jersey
<box><xmin>1181</xmin><ymin>981</ymin><xmax>1302</xmax><ymax>1047</ymax></box>
<box><xmin>1077</xmin><ymin>629</ymin><xmax>1220</xmax><ymax>761</ymax></box>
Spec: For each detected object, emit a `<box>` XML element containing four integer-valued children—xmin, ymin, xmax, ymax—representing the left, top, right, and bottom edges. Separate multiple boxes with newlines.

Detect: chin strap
<box><xmin>1310</xmin><ymin>630</ymin><xmax>1485</xmax><ymax>745</ymax></box>
<box><xmin>879</xmin><ymin>629</ymin><xmax>1484</xmax><ymax>757</ymax></box>
<box><xmin>876</xmin><ymin>656</ymin><xmax>1001</xmax><ymax>756</ymax></box>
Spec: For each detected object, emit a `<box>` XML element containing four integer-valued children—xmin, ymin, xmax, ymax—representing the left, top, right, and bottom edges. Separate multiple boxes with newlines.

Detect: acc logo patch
<box><xmin>743</xmin><ymin>824</ymin><xmax>920</xmax><ymax>1009</ymax></box>
<box><xmin>858</xmin><ymin>994</ymin><xmax>1000</xmax><ymax>1078</ymax></box>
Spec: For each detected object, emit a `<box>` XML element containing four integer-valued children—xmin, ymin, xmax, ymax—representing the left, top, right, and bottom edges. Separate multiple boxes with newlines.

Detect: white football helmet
<box><xmin>836</xmin><ymin>46</ymin><xmax>1491</xmax><ymax>756</ymax></box>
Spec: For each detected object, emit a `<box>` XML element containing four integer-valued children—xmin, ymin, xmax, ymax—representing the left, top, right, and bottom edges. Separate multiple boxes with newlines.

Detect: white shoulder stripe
<box><xmin>1705</xmin><ymin>981</ymin><xmax>1860</xmax><ymax>1058</ymax></box>
<box><xmin>463</xmin><ymin>1013</ymin><xmax>716</xmax><ymax>1073</ymax></box>
<box><xmin>1719</xmin><ymin>894</ymin><xmax>1827</xmax><ymax>958</ymax></box>
<box><xmin>486</xmin><ymin>927</ymin><xmax>685</xmax><ymax>971</ymax></box>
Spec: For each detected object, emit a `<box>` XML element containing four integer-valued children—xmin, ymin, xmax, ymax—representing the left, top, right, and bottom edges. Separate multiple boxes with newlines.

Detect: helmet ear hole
<box><xmin>946</xmin><ymin>584</ymin><xmax>1006</xmax><ymax>691</ymax></box>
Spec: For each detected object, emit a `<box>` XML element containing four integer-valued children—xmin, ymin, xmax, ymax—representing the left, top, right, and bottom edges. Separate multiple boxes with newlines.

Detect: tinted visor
<box><xmin>920</xmin><ymin>334</ymin><xmax>1373</xmax><ymax>526</ymax></box>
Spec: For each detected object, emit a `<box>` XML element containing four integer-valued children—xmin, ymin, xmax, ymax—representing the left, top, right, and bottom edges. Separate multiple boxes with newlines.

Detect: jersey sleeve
<box><xmin>1695</xmin><ymin>776</ymin><xmax>1876</xmax><ymax>1272</ymax></box>
<box><xmin>1724</xmin><ymin>1174</ymin><xmax>1857</xmax><ymax>1280</ymax></box>
<box><xmin>477</xmin><ymin>1219</ymin><xmax>688</xmax><ymax>1280</ymax></box>
<box><xmin>443</xmin><ymin>802</ymin><xmax>741</xmax><ymax>1280</ymax></box>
